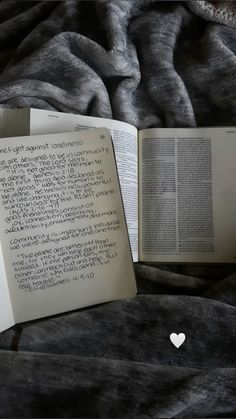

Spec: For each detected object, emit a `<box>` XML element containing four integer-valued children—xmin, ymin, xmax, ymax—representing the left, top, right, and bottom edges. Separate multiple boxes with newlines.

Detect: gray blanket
<box><xmin>0</xmin><ymin>1</ymin><xmax>236</xmax><ymax>417</ymax></box>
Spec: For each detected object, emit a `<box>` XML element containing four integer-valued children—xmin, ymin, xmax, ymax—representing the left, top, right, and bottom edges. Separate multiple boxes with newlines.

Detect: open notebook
<box><xmin>0</xmin><ymin>127</ymin><xmax>136</xmax><ymax>332</ymax></box>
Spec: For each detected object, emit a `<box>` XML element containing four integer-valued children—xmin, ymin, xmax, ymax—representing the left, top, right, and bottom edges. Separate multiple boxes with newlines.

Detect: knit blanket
<box><xmin>0</xmin><ymin>1</ymin><xmax>236</xmax><ymax>417</ymax></box>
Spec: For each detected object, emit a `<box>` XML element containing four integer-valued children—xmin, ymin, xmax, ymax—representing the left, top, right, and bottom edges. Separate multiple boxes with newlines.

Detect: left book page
<box><xmin>0</xmin><ymin>128</ymin><xmax>136</xmax><ymax>331</ymax></box>
<box><xmin>0</xmin><ymin>107</ymin><xmax>138</xmax><ymax>261</ymax></box>
<box><xmin>0</xmin><ymin>244</ymin><xmax>14</xmax><ymax>332</ymax></box>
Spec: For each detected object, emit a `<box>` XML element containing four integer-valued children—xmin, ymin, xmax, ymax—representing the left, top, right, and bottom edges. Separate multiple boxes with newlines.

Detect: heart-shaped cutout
<box><xmin>170</xmin><ymin>333</ymin><xmax>186</xmax><ymax>348</ymax></box>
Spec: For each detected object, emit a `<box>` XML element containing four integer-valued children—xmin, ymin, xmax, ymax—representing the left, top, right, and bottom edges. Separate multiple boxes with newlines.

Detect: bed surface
<box><xmin>0</xmin><ymin>1</ymin><xmax>236</xmax><ymax>417</ymax></box>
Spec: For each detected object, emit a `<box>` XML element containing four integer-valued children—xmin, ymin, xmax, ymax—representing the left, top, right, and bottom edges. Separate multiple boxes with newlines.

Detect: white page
<box><xmin>0</xmin><ymin>244</ymin><xmax>14</xmax><ymax>332</ymax></box>
<box><xmin>0</xmin><ymin>129</ymin><xmax>136</xmax><ymax>324</ymax></box>
<box><xmin>29</xmin><ymin>108</ymin><xmax>138</xmax><ymax>261</ymax></box>
<box><xmin>139</xmin><ymin>127</ymin><xmax>236</xmax><ymax>263</ymax></box>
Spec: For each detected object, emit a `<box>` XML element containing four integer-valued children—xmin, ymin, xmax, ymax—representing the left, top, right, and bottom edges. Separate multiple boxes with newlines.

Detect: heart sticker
<box><xmin>170</xmin><ymin>333</ymin><xmax>186</xmax><ymax>348</ymax></box>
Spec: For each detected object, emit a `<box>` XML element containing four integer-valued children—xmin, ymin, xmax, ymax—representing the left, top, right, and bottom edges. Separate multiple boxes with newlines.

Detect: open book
<box><xmin>1</xmin><ymin>107</ymin><xmax>236</xmax><ymax>263</ymax></box>
<box><xmin>0</xmin><ymin>127</ymin><xmax>136</xmax><ymax>333</ymax></box>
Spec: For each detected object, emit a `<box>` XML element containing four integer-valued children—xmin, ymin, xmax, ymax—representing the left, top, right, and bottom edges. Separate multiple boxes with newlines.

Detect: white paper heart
<box><xmin>170</xmin><ymin>333</ymin><xmax>186</xmax><ymax>348</ymax></box>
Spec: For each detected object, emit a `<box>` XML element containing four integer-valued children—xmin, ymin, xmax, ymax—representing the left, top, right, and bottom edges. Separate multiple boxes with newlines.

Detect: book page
<box><xmin>29</xmin><ymin>108</ymin><xmax>138</xmax><ymax>261</ymax></box>
<box><xmin>0</xmin><ymin>244</ymin><xmax>14</xmax><ymax>332</ymax></box>
<box><xmin>139</xmin><ymin>127</ymin><xmax>236</xmax><ymax>263</ymax></box>
<box><xmin>0</xmin><ymin>129</ymin><xmax>136</xmax><ymax>324</ymax></box>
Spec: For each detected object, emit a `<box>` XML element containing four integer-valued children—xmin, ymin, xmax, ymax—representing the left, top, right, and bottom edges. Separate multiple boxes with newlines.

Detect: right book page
<box><xmin>138</xmin><ymin>127</ymin><xmax>236</xmax><ymax>263</ymax></box>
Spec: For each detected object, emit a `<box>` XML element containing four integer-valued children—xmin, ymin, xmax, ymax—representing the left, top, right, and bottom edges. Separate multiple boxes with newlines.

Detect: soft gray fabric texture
<box><xmin>0</xmin><ymin>1</ymin><xmax>236</xmax><ymax>417</ymax></box>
